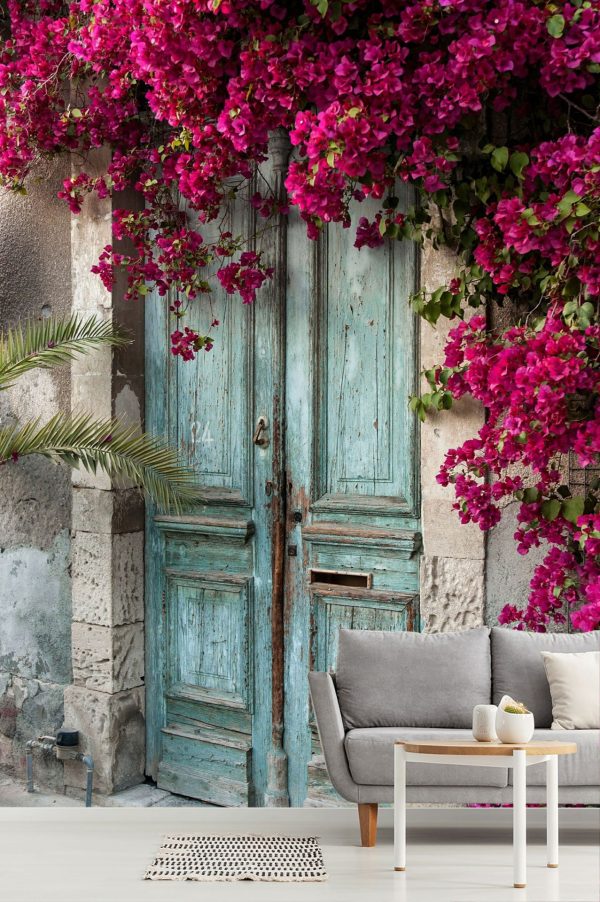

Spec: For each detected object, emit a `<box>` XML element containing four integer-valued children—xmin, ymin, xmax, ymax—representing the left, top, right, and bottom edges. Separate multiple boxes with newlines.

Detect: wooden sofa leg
<box><xmin>358</xmin><ymin>802</ymin><xmax>378</xmax><ymax>847</ymax></box>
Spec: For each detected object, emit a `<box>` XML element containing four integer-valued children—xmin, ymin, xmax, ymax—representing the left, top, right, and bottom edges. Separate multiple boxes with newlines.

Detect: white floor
<box><xmin>0</xmin><ymin>807</ymin><xmax>598</xmax><ymax>902</ymax></box>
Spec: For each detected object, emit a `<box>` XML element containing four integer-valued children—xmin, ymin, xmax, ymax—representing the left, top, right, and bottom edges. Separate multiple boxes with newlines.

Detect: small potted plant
<box><xmin>495</xmin><ymin>695</ymin><xmax>535</xmax><ymax>743</ymax></box>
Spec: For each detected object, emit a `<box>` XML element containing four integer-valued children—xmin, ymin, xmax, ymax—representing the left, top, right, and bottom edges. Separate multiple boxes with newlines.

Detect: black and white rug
<box><xmin>144</xmin><ymin>833</ymin><xmax>328</xmax><ymax>882</ymax></box>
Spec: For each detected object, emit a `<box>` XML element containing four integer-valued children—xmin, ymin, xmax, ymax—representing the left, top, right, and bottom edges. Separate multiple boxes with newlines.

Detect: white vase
<box><xmin>472</xmin><ymin>705</ymin><xmax>498</xmax><ymax>741</ymax></box>
<box><xmin>495</xmin><ymin>697</ymin><xmax>535</xmax><ymax>743</ymax></box>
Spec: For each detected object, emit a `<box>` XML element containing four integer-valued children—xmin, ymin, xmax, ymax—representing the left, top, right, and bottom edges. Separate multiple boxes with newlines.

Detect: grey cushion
<box><xmin>507</xmin><ymin>730</ymin><xmax>600</xmax><ymax>787</ymax></box>
<box><xmin>336</xmin><ymin>627</ymin><xmax>491</xmax><ymax>729</ymax></box>
<box><xmin>492</xmin><ymin>628</ymin><xmax>600</xmax><ymax>728</ymax></box>
<box><xmin>344</xmin><ymin>728</ymin><xmax>508</xmax><ymax>787</ymax></box>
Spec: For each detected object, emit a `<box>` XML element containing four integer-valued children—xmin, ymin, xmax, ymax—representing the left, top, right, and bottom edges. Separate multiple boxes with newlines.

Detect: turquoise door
<box><xmin>145</xmin><ymin>153</ymin><xmax>420</xmax><ymax>807</ymax></box>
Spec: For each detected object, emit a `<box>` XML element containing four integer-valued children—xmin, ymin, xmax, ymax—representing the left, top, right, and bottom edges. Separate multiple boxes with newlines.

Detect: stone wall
<box><xmin>0</xmin><ymin>161</ymin><xmax>73</xmax><ymax>789</ymax></box>
<box><xmin>63</xmin><ymin>150</ymin><xmax>146</xmax><ymax>797</ymax></box>
<box><xmin>0</xmin><ymin>155</ymin><xmax>146</xmax><ymax>798</ymax></box>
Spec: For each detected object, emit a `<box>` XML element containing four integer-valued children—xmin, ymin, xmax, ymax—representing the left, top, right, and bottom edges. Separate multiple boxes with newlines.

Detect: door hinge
<box><xmin>161</xmin><ymin>591</ymin><xmax>166</xmax><ymax>617</ymax></box>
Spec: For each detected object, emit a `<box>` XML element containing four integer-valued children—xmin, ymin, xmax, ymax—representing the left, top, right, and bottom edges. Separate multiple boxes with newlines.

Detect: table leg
<box><xmin>394</xmin><ymin>745</ymin><xmax>406</xmax><ymax>871</ymax></box>
<box><xmin>547</xmin><ymin>755</ymin><xmax>559</xmax><ymax>868</ymax></box>
<box><xmin>513</xmin><ymin>749</ymin><xmax>527</xmax><ymax>888</ymax></box>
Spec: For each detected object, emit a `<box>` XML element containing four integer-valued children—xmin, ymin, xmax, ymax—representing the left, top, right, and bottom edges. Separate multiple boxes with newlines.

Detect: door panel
<box><xmin>311</xmin><ymin>587</ymin><xmax>416</xmax><ymax>675</ymax></box>
<box><xmin>166</xmin><ymin>573</ymin><xmax>252</xmax><ymax>707</ymax></box>
<box><xmin>145</xmin><ymin>177</ymin><xmax>267</xmax><ymax>806</ymax></box>
<box><xmin>315</xmin><ymin>220</ymin><xmax>416</xmax><ymax>509</ymax></box>
<box><xmin>175</xmin><ymin>294</ymin><xmax>253</xmax><ymax>502</ymax></box>
<box><xmin>284</xmin><ymin>186</ymin><xmax>420</xmax><ymax>806</ymax></box>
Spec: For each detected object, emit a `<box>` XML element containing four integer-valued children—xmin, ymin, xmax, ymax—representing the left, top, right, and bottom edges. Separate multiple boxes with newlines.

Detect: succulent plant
<box><xmin>502</xmin><ymin>701</ymin><xmax>530</xmax><ymax>715</ymax></box>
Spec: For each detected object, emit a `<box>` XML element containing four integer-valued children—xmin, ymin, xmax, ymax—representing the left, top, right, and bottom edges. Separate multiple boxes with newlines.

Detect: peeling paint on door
<box><xmin>145</xmin><ymin>154</ymin><xmax>421</xmax><ymax>806</ymax></box>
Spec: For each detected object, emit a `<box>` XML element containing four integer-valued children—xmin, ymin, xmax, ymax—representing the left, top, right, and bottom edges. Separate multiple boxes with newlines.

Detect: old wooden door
<box><xmin>145</xmin><ymin>142</ymin><xmax>420</xmax><ymax>807</ymax></box>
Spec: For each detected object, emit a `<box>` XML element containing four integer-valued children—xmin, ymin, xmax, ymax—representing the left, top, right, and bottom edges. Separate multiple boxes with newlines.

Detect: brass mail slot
<box><xmin>310</xmin><ymin>569</ymin><xmax>373</xmax><ymax>589</ymax></box>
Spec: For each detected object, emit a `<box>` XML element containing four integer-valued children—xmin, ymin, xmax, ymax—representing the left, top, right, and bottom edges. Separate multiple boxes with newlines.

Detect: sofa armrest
<box><xmin>308</xmin><ymin>671</ymin><xmax>359</xmax><ymax>803</ymax></box>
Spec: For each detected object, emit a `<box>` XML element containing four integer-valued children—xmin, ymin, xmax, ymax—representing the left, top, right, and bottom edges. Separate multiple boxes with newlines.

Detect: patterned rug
<box><xmin>144</xmin><ymin>834</ymin><xmax>328</xmax><ymax>882</ymax></box>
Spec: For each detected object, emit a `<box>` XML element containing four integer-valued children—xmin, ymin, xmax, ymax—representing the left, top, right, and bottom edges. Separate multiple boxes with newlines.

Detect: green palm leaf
<box><xmin>0</xmin><ymin>413</ymin><xmax>201</xmax><ymax>512</ymax></box>
<box><xmin>0</xmin><ymin>315</ymin><xmax>130</xmax><ymax>390</ymax></box>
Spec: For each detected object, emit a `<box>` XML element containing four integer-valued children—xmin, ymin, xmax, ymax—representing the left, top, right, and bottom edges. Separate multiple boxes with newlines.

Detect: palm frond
<box><xmin>0</xmin><ymin>315</ymin><xmax>130</xmax><ymax>390</ymax></box>
<box><xmin>0</xmin><ymin>414</ymin><xmax>201</xmax><ymax>512</ymax></box>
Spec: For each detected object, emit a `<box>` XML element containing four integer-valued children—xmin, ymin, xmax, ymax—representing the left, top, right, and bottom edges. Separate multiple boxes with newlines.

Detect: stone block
<box><xmin>72</xmin><ymin>532</ymin><xmax>112</xmax><ymax>622</ymax></box>
<box><xmin>70</xmin><ymin>341</ymin><xmax>113</xmax><ymax>377</ymax></box>
<box><xmin>71</xmin><ymin>372</ymin><xmax>113</xmax><ymax>419</ymax></box>
<box><xmin>71</xmin><ymin>458</ymin><xmax>112</xmax><ymax>491</ymax></box>
<box><xmin>420</xmin><ymin>555</ymin><xmax>485</xmax><ymax>632</ymax></box>
<box><xmin>72</xmin><ymin>489</ymin><xmax>115</xmax><ymax>534</ymax></box>
<box><xmin>63</xmin><ymin>684</ymin><xmax>145</xmax><ymax>795</ymax></box>
<box><xmin>72</xmin><ymin>488</ymin><xmax>144</xmax><ymax>535</ymax></box>
<box><xmin>112</xmin><ymin>533</ymin><xmax>144</xmax><ymax>624</ymax></box>
<box><xmin>72</xmin><ymin>531</ymin><xmax>143</xmax><ymax>626</ymax></box>
<box><xmin>421</xmin><ymin>498</ymin><xmax>485</xmax><ymax>561</ymax></box>
<box><xmin>98</xmin><ymin>784</ymin><xmax>171</xmax><ymax>807</ymax></box>
<box><xmin>71</xmin><ymin>622</ymin><xmax>144</xmax><ymax>693</ymax></box>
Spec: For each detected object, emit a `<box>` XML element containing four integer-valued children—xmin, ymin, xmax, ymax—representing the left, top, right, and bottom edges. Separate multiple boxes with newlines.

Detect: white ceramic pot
<box><xmin>495</xmin><ymin>697</ymin><xmax>534</xmax><ymax>744</ymax></box>
<box><xmin>472</xmin><ymin>705</ymin><xmax>498</xmax><ymax>742</ymax></box>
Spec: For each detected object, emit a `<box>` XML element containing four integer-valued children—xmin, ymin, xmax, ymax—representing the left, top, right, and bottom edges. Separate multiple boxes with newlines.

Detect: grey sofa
<box><xmin>309</xmin><ymin>626</ymin><xmax>600</xmax><ymax>846</ymax></box>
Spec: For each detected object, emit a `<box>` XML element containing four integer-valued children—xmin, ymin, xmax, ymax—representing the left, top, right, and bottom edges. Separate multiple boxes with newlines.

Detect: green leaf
<box><xmin>562</xmin><ymin>496</ymin><xmax>585</xmax><ymax>524</ymax></box>
<box><xmin>547</xmin><ymin>14</ymin><xmax>565</xmax><ymax>37</ymax></box>
<box><xmin>0</xmin><ymin>315</ymin><xmax>130</xmax><ymax>391</ymax></box>
<box><xmin>0</xmin><ymin>413</ymin><xmax>201</xmax><ymax>512</ymax></box>
<box><xmin>70</xmin><ymin>108</ymin><xmax>83</xmax><ymax>119</ymax></box>
<box><xmin>522</xmin><ymin>487</ymin><xmax>539</xmax><ymax>503</ymax></box>
<box><xmin>541</xmin><ymin>499</ymin><xmax>561</xmax><ymax>521</ymax></box>
<box><xmin>509</xmin><ymin>152</ymin><xmax>529</xmax><ymax>180</ymax></box>
<box><xmin>491</xmin><ymin>146</ymin><xmax>509</xmax><ymax>172</ymax></box>
<box><xmin>522</xmin><ymin>207</ymin><xmax>541</xmax><ymax>227</ymax></box>
<box><xmin>556</xmin><ymin>190</ymin><xmax>581</xmax><ymax>219</ymax></box>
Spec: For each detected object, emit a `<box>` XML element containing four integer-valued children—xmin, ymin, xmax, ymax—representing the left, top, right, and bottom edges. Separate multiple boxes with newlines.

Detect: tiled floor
<box><xmin>0</xmin><ymin>806</ymin><xmax>597</xmax><ymax>902</ymax></box>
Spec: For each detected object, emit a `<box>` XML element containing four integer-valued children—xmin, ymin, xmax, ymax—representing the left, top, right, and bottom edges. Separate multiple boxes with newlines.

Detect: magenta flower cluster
<box><xmin>437</xmin><ymin>310</ymin><xmax>600</xmax><ymax>631</ymax></box>
<box><xmin>0</xmin><ymin>0</ymin><xmax>598</xmax><ymax>629</ymax></box>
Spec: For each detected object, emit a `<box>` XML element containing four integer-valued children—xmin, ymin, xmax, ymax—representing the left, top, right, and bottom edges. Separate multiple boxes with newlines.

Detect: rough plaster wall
<box><xmin>486</xmin><ymin>506</ymin><xmax>547</xmax><ymax>627</ymax></box>
<box><xmin>418</xmin><ymin>242</ymin><xmax>486</xmax><ymax>632</ymax></box>
<box><xmin>0</xmin><ymin>161</ymin><xmax>72</xmax><ymax>790</ymax></box>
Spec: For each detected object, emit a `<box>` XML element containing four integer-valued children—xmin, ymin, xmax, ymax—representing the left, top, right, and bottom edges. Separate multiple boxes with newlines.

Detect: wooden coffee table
<box><xmin>393</xmin><ymin>739</ymin><xmax>577</xmax><ymax>888</ymax></box>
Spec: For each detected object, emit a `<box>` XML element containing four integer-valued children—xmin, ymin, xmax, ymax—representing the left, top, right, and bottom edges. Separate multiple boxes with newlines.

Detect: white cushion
<box><xmin>540</xmin><ymin>651</ymin><xmax>600</xmax><ymax>730</ymax></box>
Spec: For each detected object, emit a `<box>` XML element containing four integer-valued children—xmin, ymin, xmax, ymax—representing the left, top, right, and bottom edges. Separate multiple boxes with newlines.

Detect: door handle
<box><xmin>253</xmin><ymin>415</ymin><xmax>269</xmax><ymax>446</ymax></box>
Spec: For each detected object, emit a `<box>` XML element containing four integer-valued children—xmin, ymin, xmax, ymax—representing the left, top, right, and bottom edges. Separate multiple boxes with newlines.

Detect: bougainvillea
<box><xmin>0</xmin><ymin>0</ymin><xmax>598</xmax><ymax>630</ymax></box>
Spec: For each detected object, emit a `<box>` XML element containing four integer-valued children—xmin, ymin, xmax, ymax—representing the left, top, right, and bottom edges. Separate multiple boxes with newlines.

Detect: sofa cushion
<box><xmin>344</xmin><ymin>728</ymin><xmax>508</xmax><ymax>787</ymax></box>
<box><xmin>335</xmin><ymin>627</ymin><xmax>491</xmax><ymax>729</ymax></box>
<box><xmin>491</xmin><ymin>628</ymin><xmax>600</xmax><ymax>728</ymax></box>
<box><xmin>507</xmin><ymin>730</ymin><xmax>600</xmax><ymax>787</ymax></box>
<box><xmin>541</xmin><ymin>651</ymin><xmax>600</xmax><ymax>729</ymax></box>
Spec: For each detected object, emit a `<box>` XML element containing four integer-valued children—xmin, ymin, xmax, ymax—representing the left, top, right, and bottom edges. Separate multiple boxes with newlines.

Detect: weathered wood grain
<box><xmin>146</xmin><ymin>164</ymin><xmax>421</xmax><ymax>808</ymax></box>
